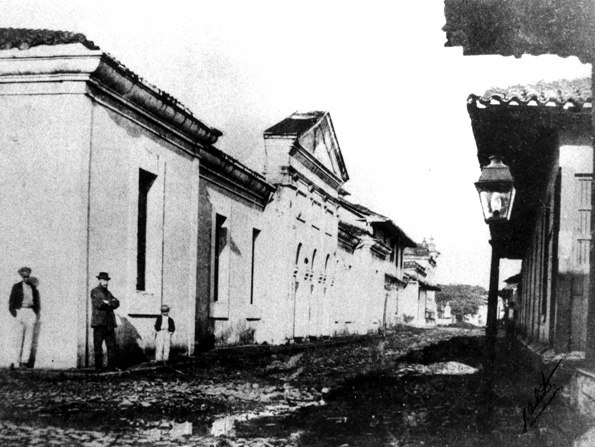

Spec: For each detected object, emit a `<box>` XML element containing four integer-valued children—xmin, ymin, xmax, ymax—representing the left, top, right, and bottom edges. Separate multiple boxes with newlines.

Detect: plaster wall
<box><xmin>197</xmin><ymin>178</ymin><xmax>265</xmax><ymax>346</ymax></box>
<box><xmin>0</xmin><ymin>92</ymin><xmax>92</xmax><ymax>369</ymax></box>
<box><xmin>333</xmin><ymin>248</ymin><xmax>365</xmax><ymax>335</ymax></box>
<box><xmin>335</xmin><ymin>207</ymin><xmax>410</xmax><ymax>334</ymax></box>
<box><xmin>253</xmin><ymin>181</ymin><xmax>339</xmax><ymax>344</ymax></box>
<box><xmin>400</xmin><ymin>283</ymin><xmax>422</xmax><ymax>325</ymax></box>
<box><xmin>263</xmin><ymin>138</ymin><xmax>291</xmax><ymax>184</ymax></box>
<box><xmin>86</xmin><ymin>103</ymin><xmax>199</xmax><ymax>366</ymax></box>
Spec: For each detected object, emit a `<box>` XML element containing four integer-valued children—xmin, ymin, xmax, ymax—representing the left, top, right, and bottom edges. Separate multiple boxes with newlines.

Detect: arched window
<box><xmin>311</xmin><ymin>249</ymin><xmax>317</xmax><ymax>271</ymax></box>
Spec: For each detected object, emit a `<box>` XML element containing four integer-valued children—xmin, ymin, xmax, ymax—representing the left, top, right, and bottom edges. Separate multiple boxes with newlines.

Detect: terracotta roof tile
<box><xmin>469</xmin><ymin>78</ymin><xmax>592</xmax><ymax>110</ymax></box>
<box><xmin>0</xmin><ymin>28</ymin><xmax>99</xmax><ymax>51</ymax></box>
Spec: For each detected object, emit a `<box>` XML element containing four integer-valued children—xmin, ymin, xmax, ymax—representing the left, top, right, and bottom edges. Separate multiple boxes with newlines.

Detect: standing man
<box><xmin>9</xmin><ymin>267</ymin><xmax>40</xmax><ymax>369</ymax></box>
<box><xmin>90</xmin><ymin>272</ymin><xmax>120</xmax><ymax>371</ymax></box>
<box><xmin>154</xmin><ymin>304</ymin><xmax>175</xmax><ymax>364</ymax></box>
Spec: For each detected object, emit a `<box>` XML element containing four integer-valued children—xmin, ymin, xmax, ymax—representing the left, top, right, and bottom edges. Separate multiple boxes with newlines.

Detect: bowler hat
<box><xmin>96</xmin><ymin>272</ymin><xmax>111</xmax><ymax>281</ymax></box>
<box><xmin>161</xmin><ymin>304</ymin><xmax>170</xmax><ymax>312</ymax></box>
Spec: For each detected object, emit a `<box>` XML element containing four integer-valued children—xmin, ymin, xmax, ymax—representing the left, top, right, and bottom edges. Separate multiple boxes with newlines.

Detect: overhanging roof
<box><xmin>468</xmin><ymin>79</ymin><xmax>592</xmax><ymax>258</ymax></box>
<box><xmin>472</xmin><ymin>78</ymin><xmax>592</xmax><ymax>110</ymax></box>
<box><xmin>385</xmin><ymin>273</ymin><xmax>407</xmax><ymax>288</ymax></box>
<box><xmin>419</xmin><ymin>280</ymin><xmax>441</xmax><ymax>292</ymax></box>
<box><xmin>504</xmin><ymin>273</ymin><xmax>522</xmax><ymax>284</ymax></box>
<box><xmin>339</xmin><ymin>198</ymin><xmax>417</xmax><ymax>248</ymax></box>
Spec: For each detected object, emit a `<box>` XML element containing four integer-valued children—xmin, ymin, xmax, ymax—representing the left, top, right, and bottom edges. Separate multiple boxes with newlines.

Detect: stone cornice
<box><xmin>286</xmin><ymin>166</ymin><xmax>340</xmax><ymax>208</ymax></box>
<box><xmin>199</xmin><ymin>146</ymin><xmax>275</xmax><ymax>207</ymax></box>
<box><xmin>0</xmin><ymin>43</ymin><xmax>222</xmax><ymax>147</ymax></box>
<box><xmin>371</xmin><ymin>238</ymin><xmax>391</xmax><ymax>259</ymax></box>
<box><xmin>290</xmin><ymin>142</ymin><xmax>344</xmax><ymax>191</ymax></box>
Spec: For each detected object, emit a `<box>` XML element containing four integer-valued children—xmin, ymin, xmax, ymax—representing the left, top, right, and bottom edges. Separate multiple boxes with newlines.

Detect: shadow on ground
<box><xmin>235</xmin><ymin>336</ymin><xmax>590</xmax><ymax>447</ymax></box>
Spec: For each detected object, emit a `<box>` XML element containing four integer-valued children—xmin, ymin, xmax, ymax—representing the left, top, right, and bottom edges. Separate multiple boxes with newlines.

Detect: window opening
<box><xmin>137</xmin><ymin>169</ymin><xmax>157</xmax><ymax>291</ymax></box>
<box><xmin>214</xmin><ymin>214</ymin><xmax>227</xmax><ymax>302</ymax></box>
<box><xmin>250</xmin><ymin>229</ymin><xmax>261</xmax><ymax>304</ymax></box>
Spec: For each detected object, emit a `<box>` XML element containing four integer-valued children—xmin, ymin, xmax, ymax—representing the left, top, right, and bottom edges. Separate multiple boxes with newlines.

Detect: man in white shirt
<box><xmin>8</xmin><ymin>267</ymin><xmax>40</xmax><ymax>369</ymax></box>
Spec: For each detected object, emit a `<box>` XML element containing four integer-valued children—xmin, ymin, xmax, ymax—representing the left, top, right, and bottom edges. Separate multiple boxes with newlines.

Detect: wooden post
<box><xmin>480</xmin><ymin>238</ymin><xmax>500</xmax><ymax>431</ymax></box>
<box><xmin>587</xmin><ymin>65</ymin><xmax>595</xmax><ymax>367</ymax></box>
<box><xmin>486</xmin><ymin>239</ymin><xmax>501</xmax><ymax>346</ymax></box>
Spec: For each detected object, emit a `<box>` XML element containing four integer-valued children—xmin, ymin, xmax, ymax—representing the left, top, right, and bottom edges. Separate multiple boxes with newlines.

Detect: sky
<box><xmin>4</xmin><ymin>0</ymin><xmax>590</xmax><ymax>288</ymax></box>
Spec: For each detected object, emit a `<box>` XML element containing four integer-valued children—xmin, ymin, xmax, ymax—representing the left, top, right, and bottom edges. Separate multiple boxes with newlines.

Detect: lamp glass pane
<box><xmin>479</xmin><ymin>189</ymin><xmax>512</xmax><ymax>222</ymax></box>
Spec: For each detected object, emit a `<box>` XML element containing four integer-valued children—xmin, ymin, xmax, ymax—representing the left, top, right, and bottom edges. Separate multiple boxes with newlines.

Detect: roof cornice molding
<box><xmin>286</xmin><ymin>166</ymin><xmax>340</xmax><ymax>206</ymax></box>
<box><xmin>199</xmin><ymin>146</ymin><xmax>275</xmax><ymax>206</ymax></box>
<box><xmin>290</xmin><ymin>142</ymin><xmax>344</xmax><ymax>191</ymax></box>
<box><xmin>0</xmin><ymin>43</ymin><xmax>222</xmax><ymax>147</ymax></box>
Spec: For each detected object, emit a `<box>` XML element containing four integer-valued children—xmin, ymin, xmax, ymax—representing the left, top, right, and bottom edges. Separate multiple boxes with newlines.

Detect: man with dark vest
<box><xmin>9</xmin><ymin>267</ymin><xmax>40</xmax><ymax>369</ymax></box>
<box><xmin>91</xmin><ymin>272</ymin><xmax>120</xmax><ymax>371</ymax></box>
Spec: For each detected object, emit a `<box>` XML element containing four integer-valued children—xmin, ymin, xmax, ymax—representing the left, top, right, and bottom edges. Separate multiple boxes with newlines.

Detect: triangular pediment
<box><xmin>296</xmin><ymin>112</ymin><xmax>349</xmax><ymax>182</ymax></box>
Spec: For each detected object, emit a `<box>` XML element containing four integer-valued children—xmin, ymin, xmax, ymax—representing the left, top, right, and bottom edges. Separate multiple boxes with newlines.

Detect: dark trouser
<box><xmin>93</xmin><ymin>326</ymin><xmax>117</xmax><ymax>369</ymax></box>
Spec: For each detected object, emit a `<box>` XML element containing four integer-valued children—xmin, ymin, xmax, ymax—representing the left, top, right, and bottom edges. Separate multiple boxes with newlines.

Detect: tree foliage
<box><xmin>436</xmin><ymin>284</ymin><xmax>487</xmax><ymax>317</ymax></box>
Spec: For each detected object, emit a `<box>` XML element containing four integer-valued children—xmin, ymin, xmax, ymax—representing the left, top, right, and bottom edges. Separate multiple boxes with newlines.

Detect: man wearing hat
<box><xmin>91</xmin><ymin>272</ymin><xmax>120</xmax><ymax>371</ymax></box>
<box><xmin>9</xmin><ymin>267</ymin><xmax>40</xmax><ymax>369</ymax></box>
<box><xmin>154</xmin><ymin>304</ymin><xmax>175</xmax><ymax>363</ymax></box>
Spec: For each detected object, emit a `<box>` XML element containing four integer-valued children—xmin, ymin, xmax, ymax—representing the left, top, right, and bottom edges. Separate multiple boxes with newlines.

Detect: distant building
<box><xmin>463</xmin><ymin>297</ymin><xmax>503</xmax><ymax>327</ymax></box>
<box><xmin>251</xmin><ymin>111</ymin><xmax>349</xmax><ymax>344</ymax></box>
<box><xmin>437</xmin><ymin>302</ymin><xmax>453</xmax><ymax>325</ymax></box>
<box><xmin>400</xmin><ymin>239</ymin><xmax>441</xmax><ymax>327</ymax></box>
<box><xmin>336</xmin><ymin>199</ymin><xmax>415</xmax><ymax>334</ymax></box>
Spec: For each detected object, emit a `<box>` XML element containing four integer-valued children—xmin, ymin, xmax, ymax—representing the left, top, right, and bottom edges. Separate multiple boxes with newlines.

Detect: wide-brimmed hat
<box><xmin>96</xmin><ymin>272</ymin><xmax>111</xmax><ymax>281</ymax></box>
<box><xmin>161</xmin><ymin>304</ymin><xmax>170</xmax><ymax>312</ymax></box>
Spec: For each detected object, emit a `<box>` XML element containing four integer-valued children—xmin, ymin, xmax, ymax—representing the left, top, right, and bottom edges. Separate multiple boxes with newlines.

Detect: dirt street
<box><xmin>0</xmin><ymin>326</ymin><xmax>589</xmax><ymax>446</ymax></box>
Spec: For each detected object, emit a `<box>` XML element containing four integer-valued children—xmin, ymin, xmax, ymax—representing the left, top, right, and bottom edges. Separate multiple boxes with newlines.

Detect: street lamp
<box><xmin>474</xmin><ymin>155</ymin><xmax>516</xmax><ymax>431</ymax></box>
<box><xmin>475</xmin><ymin>156</ymin><xmax>516</xmax><ymax>223</ymax></box>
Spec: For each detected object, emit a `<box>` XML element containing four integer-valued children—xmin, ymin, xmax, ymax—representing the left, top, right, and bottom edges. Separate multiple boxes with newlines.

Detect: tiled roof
<box><xmin>504</xmin><ymin>273</ymin><xmax>522</xmax><ymax>284</ymax></box>
<box><xmin>264</xmin><ymin>111</ymin><xmax>326</xmax><ymax>136</ymax></box>
<box><xmin>338</xmin><ymin>221</ymin><xmax>368</xmax><ymax>238</ymax></box>
<box><xmin>339</xmin><ymin>198</ymin><xmax>417</xmax><ymax>248</ymax></box>
<box><xmin>406</xmin><ymin>245</ymin><xmax>430</xmax><ymax>257</ymax></box>
<box><xmin>0</xmin><ymin>28</ymin><xmax>223</xmax><ymax>144</ymax></box>
<box><xmin>468</xmin><ymin>78</ymin><xmax>592</xmax><ymax>111</ymax></box>
<box><xmin>339</xmin><ymin>198</ymin><xmax>385</xmax><ymax>220</ymax></box>
<box><xmin>0</xmin><ymin>28</ymin><xmax>99</xmax><ymax>50</ymax></box>
<box><xmin>419</xmin><ymin>279</ymin><xmax>441</xmax><ymax>292</ymax></box>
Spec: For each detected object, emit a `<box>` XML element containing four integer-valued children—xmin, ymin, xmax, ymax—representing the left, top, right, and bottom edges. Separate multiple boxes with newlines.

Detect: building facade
<box><xmin>255</xmin><ymin>111</ymin><xmax>348</xmax><ymax>343</ymax></box>
<box><xmin>467</xmin><ymin>78</ymin><xmax>592</xmax><ymax>353</ymax></box>
<box><xmin>196</xmin><ymin>147</ymin><xmax>274</xmax><ymax>347</ymax></box>
<box><xmin>336</xmin><ymin>199</ymin><xmax>415</xmax><ymax>335</ymax></box>
<box><xmin>400</xmin><ymin>239</ymin><xmax>440</xmax><ymax>327</ymax></box>
<box><xmin>0</xmin><ymin>30</ymin><xmax>223</xmax><ymax>368</ymax></box>
<box><xmin>0</xmin><ymin>30</ymin><xmax>420</xmax><ymax>368</ymax></box>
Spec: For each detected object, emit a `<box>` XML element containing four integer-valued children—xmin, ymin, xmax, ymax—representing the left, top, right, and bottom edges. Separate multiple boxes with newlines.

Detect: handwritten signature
<box><xmin>522</xmin><ymin>356</ymin><xmax>564</xmax><ymax>432</ymax></box>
